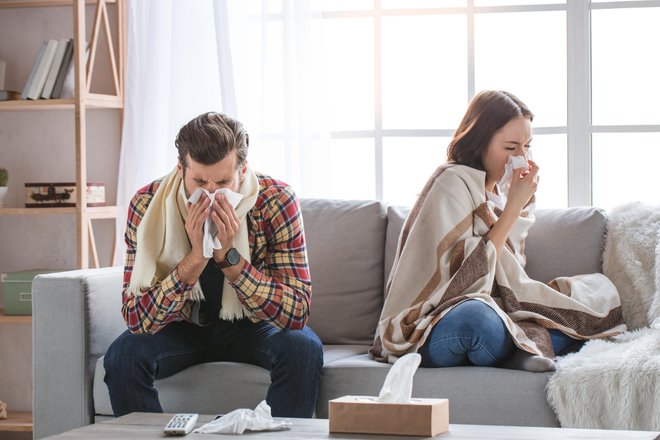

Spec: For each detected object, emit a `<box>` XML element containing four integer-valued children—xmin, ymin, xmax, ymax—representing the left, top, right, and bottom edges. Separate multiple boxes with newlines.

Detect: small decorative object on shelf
<box><xmin>24</xmin><ymin>182</ymin><xmax>105</xmax><ymax>208</ymax></box>
<box><xmin>0</xmin><ymin>400</ymin><xmax>6</xmax><ymax>419</ymax></box>
<box><xmin>0</xmin><ymin>167</ymin><xmax>8</xmax><ymax>208</ymax></box>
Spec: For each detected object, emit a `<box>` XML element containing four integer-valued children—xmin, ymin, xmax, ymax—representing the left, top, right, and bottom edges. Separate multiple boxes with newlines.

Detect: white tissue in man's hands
<box><xmin>193</xmin><ymin>400</ymin><xmax>291</xmax><ymax>434</ymax></box>
<box><xmin>375</xmin><ymin>353</ymin><xmax>421</xmax><ymax>403</ymax></box>
<box><xmin>186</xmin><ymin>188</ymin><xmax>244</xmax><ymax>258</ymax></box>
<box><xmin>187</xmin><ymin>187</ymin><xmax>243</xmax><ymax>208</ymax></box>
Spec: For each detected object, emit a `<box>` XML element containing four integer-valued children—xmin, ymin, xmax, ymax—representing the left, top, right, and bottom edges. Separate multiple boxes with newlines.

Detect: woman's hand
<box><xmin>506</xmin><ymin>159</ymin><xmax>539</xmax><ymax>212</ymax></box>
<box><xmin>211</xmin><ymin>193</ymin><xmax>240</xmax><ymax>262</ymax></box>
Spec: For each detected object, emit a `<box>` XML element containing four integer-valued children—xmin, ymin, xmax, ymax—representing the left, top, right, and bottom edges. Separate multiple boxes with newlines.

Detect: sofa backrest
<box><xmin>301</xmin><ymin>198</ymin><xmax>387</xmax><ymax>346</ymax></box>
<box><xmin>385</xmin><ymin>205</ymin><xmax>607</xmax><ymax>286</ymax></box>
<box><xmin>298</xmin><ymin>200</ymin><xmax>607</xmax><ymax>346</ymax></box>
<box><xmin>525</xmin><ymin>207</ymin><xmax>607</xmax><ymax>282</ymax></box>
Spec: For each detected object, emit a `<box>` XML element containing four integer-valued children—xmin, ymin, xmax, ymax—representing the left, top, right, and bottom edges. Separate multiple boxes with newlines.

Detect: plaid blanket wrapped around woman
<box><xmin>370</xmin><ymin>163</ymin><xmax>626</xmax><ymax>364</ymax></box>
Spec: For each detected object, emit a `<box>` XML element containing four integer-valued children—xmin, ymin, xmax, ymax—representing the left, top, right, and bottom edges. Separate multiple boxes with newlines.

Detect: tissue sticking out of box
<box><xmin>375</xmin><ymin>353</ymin><xmax>421</xmax><ymax>403</ymax></box>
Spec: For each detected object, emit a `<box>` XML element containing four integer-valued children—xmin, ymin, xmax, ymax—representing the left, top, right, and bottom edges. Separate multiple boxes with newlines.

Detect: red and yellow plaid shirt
<box><xmin>121</xmin><ymin>173</ymin><xmax>311</xmax><ymax>334</ymax></box>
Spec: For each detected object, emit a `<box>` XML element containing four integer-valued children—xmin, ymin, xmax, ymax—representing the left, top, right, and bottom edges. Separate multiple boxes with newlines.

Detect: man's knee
<box><xmin>275</xmin><ymin>327</ymin><xmax>324</xmax><ymax>368</ymax></box>
<box><xmin>104</xmin><ymin>332</ymin><xmax>151</xmax><ymax>374</ymax></box>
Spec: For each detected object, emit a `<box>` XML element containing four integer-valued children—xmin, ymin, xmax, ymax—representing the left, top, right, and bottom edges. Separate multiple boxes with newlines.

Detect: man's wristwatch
<box><xmin>216</xmin><ymin>247</ymin><xmax>241</xmax><ymax>269</ymax></box>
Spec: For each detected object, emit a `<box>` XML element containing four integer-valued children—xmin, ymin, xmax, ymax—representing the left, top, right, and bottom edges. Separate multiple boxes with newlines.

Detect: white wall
<box><xmin>0</xmin><ymin>5</ymin><xmax>121</xmax><ymax>415</ymax></box>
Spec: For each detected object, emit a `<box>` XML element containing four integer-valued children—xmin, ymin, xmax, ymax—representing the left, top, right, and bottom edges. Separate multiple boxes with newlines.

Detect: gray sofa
<box><xmin>32</xmin><ymin>198</ymin><xmax>608</xmax><ymax>439</ymax></box>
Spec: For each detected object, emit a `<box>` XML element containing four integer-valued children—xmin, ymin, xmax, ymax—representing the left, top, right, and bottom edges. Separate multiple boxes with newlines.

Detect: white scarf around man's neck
<box><xmin>127</xmin><ymin>166</ymin><xmax>260</xmax><ymax>321</ymax></box>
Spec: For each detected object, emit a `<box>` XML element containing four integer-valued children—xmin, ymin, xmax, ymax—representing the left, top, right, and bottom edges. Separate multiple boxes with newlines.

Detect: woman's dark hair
<box><xmin>175</xmin><ymin>112</ymin><xmax>248</xmax><ymax>169</ymax></box>
<box><xmin>446</xmin><ymin>90</ymin><xmax>533</xmax><ymax>170</ymax></box>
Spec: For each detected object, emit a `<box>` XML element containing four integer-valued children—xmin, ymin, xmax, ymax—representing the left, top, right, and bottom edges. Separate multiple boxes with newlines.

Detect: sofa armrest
<box><xmin>32</xmin><ymin>266</ymin><xmax>124</xmax><ymax>439</ymax></box>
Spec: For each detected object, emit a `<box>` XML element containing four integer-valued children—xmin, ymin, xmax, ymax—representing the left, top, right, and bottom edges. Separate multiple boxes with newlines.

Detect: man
<box><xmin>104</xmin><ymin>112</ymin><xmax>323</xmax><ymax>418</ymax></box>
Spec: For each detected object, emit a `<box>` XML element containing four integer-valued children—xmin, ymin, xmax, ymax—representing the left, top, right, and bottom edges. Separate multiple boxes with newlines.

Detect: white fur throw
<box><xmin>546</xmin><ymin>328</ymin><xmax>660</xmax><ymax>430</ymax></box>
<box><xmin>546</xmin><ymin>202</ymin><xmax>660</xmax><ymax>430</ymax></box>
<box><xmin>603</xmin><ymin>202</ymin><xmax>660</xmax><ymax>329</ymax></box>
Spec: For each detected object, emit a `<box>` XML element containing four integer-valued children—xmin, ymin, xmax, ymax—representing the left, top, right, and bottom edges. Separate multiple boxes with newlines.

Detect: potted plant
<box><xmin>0</xmin><ymin>167</ymin><xmax>8</xmax><ymax>208</ymax></box>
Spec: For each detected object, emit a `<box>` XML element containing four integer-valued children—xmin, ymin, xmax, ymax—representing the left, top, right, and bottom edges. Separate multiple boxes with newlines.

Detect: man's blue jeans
<box><xmin>103</xmin><ymin>318</ymin><xmax>323</xmax><ymax>418</ymax></box>
<box><xmin>418</xmin><ymin>300</ymin><xmax>582</xmax><ymax>367</ymax></box>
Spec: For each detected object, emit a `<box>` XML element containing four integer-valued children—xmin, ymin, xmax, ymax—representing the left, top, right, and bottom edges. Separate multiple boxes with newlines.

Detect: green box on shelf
<box><xmin>1</xmin><ymin>269</ymin><xmax>64</xmax><ymax>315</ymax></box>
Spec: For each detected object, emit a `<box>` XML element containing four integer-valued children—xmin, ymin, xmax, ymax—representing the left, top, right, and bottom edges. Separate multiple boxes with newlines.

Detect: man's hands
<box><xmin>185</xmin><ymin>195</ymin><xmax>210</xmax><ymax>262</ymax></box>
<box><xmin>210</xmin><ymin>192</ymin><xmax>241</xmax><ymax>262</ymax></box>
<box><xmin>179</xmin><ymin>195</ymin><xmax>211</xmax><ymax>285</ymax></box>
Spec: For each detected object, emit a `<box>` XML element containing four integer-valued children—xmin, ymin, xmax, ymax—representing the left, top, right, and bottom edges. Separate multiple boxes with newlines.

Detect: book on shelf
<box><xmin>0</xmin><ymin>90</ymin><xmax>21</xmax><ymax>101</ymax></box>
<box><xmin>25</xmin><ymin>39</ymin><xmax>58</xmax><ymax>100</ymax></box>
<box><xmin>0</xmin><ymin>60</ymin><xmax>6</xmax><ymax>90</ymax></box>
<box><xmin>21</xmin><ymin>42</ymin><xmax>46</xmax><ymax>100</ymax></box>
<box><xmin>50</xmin><ymin>39</ymin><xmax>73</xmax><ymax>99</ymax></box>
<box><xmin>60</xmin><ymin>41</ymin><xmax>88</xmax><ymax>100</ymax></box>
<box><xmin>41</xmin><ymin>39</ymin><xmax>69</xmax><ymax>99</ymax></box>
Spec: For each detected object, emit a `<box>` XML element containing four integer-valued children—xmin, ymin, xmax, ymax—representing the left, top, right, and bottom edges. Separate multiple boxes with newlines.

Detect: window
<box><xmin>241</xmin><ymin>0</ymin><xmax>660</xmax><ymax>209</ymax></box>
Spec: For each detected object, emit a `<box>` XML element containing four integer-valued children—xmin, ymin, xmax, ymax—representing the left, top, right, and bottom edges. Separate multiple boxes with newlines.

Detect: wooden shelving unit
<box><xmin>0</xmin><ymin>411</ymin><xmax>32</xmax><ymax>432</ymax></box>
<box><xmin>0</xmin><ymin>1</ymin><xmax>126</xmax><ymax>434</ymax></box>
<box><xmin>0</xmin><ymin>0</ymin><xmax>126</xmax><ymax>269</ymax></box>
<box><xmin>0</xmin><ymin>311</ymin><xmax>31</xmax><ymax>433</ymax></box>
<box><xmin>0</xmin><ymin>310</ymin><xmax>31</xmax><ymax>324</ymax></box>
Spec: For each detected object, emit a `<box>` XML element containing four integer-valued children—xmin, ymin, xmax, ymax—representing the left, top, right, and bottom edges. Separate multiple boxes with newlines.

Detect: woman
<box><xmin>370</xmin><ymin>90</ymin><xmax>626</xmax><ymax>372</ymax></box>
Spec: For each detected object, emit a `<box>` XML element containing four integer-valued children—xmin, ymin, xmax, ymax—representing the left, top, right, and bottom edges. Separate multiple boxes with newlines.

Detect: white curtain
<box><xmin>115</xmin><ymin>0</ymin><xmax>330</xmax><ymax>265</ymax></box>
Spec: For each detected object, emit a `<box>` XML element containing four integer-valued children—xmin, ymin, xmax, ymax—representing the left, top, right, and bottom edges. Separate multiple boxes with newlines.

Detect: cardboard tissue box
<box><xmin>329</xmin><ymin>395</ymin><xmax>448</xmax><ymax>436</ymax></box>
<box><xmin>328</xmin><ymin>353</ymin><xmax>449</xmax><ymax>437</ymax></box>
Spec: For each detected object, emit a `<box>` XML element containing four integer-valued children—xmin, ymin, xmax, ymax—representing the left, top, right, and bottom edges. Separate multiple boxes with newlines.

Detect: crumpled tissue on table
<box><xmin>193</xmin><ymin>400</ymin><xmax>291</xmax><ymax>435</ymax></box>
<box><xmin>187</xmin><ymin>187</ymin><xmax>243</xmax><ymax>258</ymax></box>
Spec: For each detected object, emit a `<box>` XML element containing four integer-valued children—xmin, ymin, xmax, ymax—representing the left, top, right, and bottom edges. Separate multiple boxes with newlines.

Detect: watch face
<box><xmin>226</xmin><ymin>248</ymin><xmax>241</xmax><ymax>265</ymax></box>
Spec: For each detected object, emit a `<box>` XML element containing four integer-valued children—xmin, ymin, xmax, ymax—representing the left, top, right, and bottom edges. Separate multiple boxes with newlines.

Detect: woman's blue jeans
<box><xmin>418</xmin><ymin>300</ymin><xmax>582</xmax><ymax>367</ymax></box>
<box><xmin>103</xmin><ymin>318</ymin><xmax>324</xmax><ymax>418</ymax></box>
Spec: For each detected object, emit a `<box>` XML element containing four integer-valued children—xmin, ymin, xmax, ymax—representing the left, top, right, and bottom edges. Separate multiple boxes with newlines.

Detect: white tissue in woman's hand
<box><xmin>375</xmin><ymin>353</ymin><xmax>421</xmax><ymax>403</ymax></box>
<box><xmin>498</xmin><ymin>155</ymin><xmax>529</xmax><ymax>196</ymax></box>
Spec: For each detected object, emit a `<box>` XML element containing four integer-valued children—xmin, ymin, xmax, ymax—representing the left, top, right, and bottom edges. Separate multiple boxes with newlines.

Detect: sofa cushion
<box><xmin>93</xmin><ymin>357</ymin><xmax>270</xmax><ymax>417</ymax></box>
<box><xmin>385</xmin><ymin>206</ymin><xmax>409</xmax><ymax>292</ymax></box>
<box><xmin>93</xmin><ymin>345</ymin><xmax>370</xmax><ymax>417</ymax></box>
<box><xmin>317</xmin><ymin>354</ymin><xmax>559</xmax><ymax>427</ymax></box>
<box><xmin>301</xmin><ymin>199</ymin><xmax>387</xmax><ymax>345</ymax></box>
<box><xmin>526</xmin><ymin>207</ymin><xmax>606</xmax><ymax>283</ymax></box>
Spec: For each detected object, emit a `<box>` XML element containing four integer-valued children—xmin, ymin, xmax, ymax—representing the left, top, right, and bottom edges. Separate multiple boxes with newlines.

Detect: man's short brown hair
<box><xmin>175</xmin><ymin>112</ymin><xmax>248</xmax><ymax>169</ymax></box>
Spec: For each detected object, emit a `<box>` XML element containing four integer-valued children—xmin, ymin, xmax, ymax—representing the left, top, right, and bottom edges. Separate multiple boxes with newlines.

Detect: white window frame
<box><xmin>319</xmin><ymin>0</ymin><xmax>660</xmax><ymax>206</ymax></box>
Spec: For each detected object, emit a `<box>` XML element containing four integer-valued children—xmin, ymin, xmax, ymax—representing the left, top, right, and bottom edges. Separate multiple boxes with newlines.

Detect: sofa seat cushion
<box><xmin>93</xmin><ymin>344</ymin><xmax>370</xmax><ymax>417</ymax></box>
<box><xmin>317</xmin><ymin>354</ymin><xmax>559</xmax><ymax>427</ymax></box>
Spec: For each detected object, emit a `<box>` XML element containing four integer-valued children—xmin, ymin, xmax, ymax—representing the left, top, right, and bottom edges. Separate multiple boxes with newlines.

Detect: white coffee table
<box><xmin>42</xmin><ymin>412</ymin><xmax>660</xmax><ymax>439</ymax></box>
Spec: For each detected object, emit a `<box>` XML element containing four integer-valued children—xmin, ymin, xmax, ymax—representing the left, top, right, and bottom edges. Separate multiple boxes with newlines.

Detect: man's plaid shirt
<box><xmin>121</xmin><ymin>173</ymin><xmax>312</xmax><ymax>334</ymax></box>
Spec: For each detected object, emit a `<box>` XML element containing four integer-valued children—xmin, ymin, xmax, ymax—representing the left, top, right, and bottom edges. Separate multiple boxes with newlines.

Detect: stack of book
<box><xmin>21</xmin><ymin>38</ymin><xmax>75</xmax><ymax>100</ymax></box>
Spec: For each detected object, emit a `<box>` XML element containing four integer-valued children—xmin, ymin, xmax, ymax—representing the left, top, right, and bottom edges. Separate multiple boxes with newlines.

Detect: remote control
<box><xmin>164</xmin><ymin>413</ymin><xmax>198</xmax><ymax>436</ymax></box>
